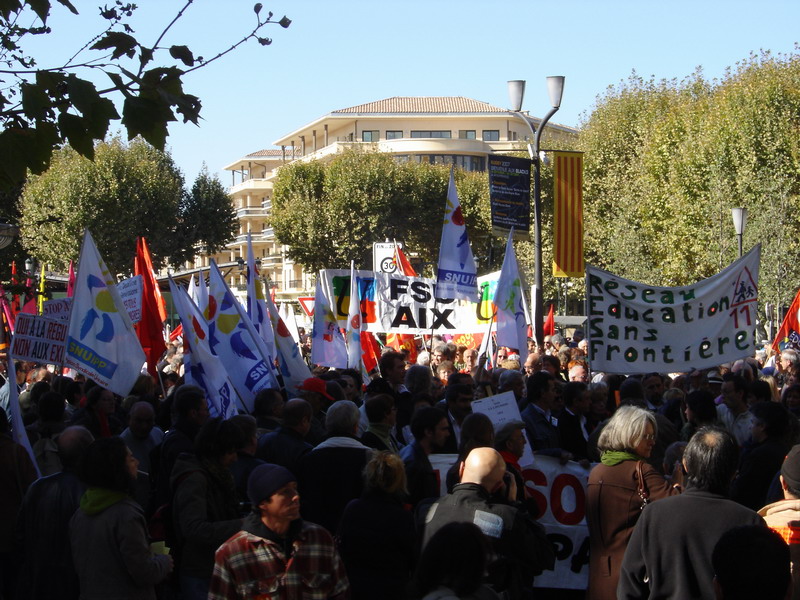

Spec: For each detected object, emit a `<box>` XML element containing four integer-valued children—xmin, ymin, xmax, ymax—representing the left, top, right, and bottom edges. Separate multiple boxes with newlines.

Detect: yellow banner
<box><xmin>553</xmin><ymin>152</ymin><xmax>584</xmax><ymax>278</ymax></box>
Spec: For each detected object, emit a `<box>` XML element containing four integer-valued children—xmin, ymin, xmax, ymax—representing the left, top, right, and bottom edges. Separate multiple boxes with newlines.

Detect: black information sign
<box><xmin>488</xmin><ymin>154</ymin><xmax>531</xmax><ymax>240</ymax></box>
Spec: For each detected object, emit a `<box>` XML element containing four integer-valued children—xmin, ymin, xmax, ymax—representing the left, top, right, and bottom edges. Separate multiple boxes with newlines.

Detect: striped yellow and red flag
<box><xmin>553</xmin><ymin>152</ymin><xmax>584</xmax><ymax>278</ymax></box>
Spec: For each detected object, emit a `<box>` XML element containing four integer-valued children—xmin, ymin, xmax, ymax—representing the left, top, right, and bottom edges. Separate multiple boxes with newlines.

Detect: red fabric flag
<box><xmin>66</xmin><ymin>260</ymin><xmax>75</xmax><ymax>297</ymax></box>
<box><xmin>773</xmin><ymin>287</ymin><xmax>800</xmax><ymax>352</ymax></box>
<box><xmin>169</xmin><ymin>323</ymin><xmax>183</xmax><ymax>342</ymax></box>
<box><xmin>361</xmin><ymin>331</ymin><xmax>381</xmax><ymax>375</ymax></box>
<box><xmin>394</xmin><ymin>245</ymin><xmax>417</xmax><ymax>277</ymax></box>
<box><xmin>134</xmin><ymin>237</ymin><xmax>167</xmax><ymax>377</ymax></box>
<box><xmin>543</xmin><ymin>304</ymin><xmax>555</xmax><ymax>337</ymax></box>
<box><xmin>390</xmin><ymin>244</ymin><xmax>418</xmax><ymax>362</ymax></box>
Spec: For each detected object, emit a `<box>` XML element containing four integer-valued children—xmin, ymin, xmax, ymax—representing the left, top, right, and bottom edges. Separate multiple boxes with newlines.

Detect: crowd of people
<box><xmin>1</xmin><ymin>328</ymin><xmax>800</xmax><ymax>599</ymax></box>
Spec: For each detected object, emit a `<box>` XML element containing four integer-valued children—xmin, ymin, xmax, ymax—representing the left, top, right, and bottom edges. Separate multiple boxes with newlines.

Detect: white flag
<box><xmin>207</xmin><ymin>260</ymin><xmax>279</xmax><ymax>411</ymax></box>
<box><xmin>346</xmin><ymin>261</ymin><xmax>363</xmax><ymax>372</ymax></box>
<box><xmin>65</xmin><ymin>230</ymin><xmax>145</xmax><ymax>396</ymax></box>
<box><xmin>245</xmin><ymin>234</ymin><xmax>276</xmax><ymax>361</ymax></box>
<box><xmin>265</xmin><ymin>290</ymin><xmax>312</xmax><ymax>396</ymax></box>
<box><xmin>436</xmin><ymin>168</ymin><xmax>478</xmax><ymax>301</ymax></box>
<box><xmin>169</xmin><ymin>278</ymin><xmax>239</xmax><ymax>418</ymax></box>
<box><xmin>494</xmin><ymin>230</ymin><xmax>529</xmax><ymax>367</ymax></box>
<box><xmin>311</xmin><ymin>276</ymin><xmax>347</xmax><ymax>368</ymax></box>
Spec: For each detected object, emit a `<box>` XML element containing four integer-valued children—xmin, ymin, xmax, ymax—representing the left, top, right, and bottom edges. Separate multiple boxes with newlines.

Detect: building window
<box><xmin>386</xmin><ymin>130</ymin><xmax>403</xmax><ymax>140</ymax></box>
<box><xmin>410</xmin><ymin>130</ymin><xmax>452</xmax><ymax>139</ymax></box>
<box><xmin>482</xmin><ymin>130</ymin><xmax>500</xmax><ymax>141</ymax></box>
<box><xmin>458</xmin><ymin>130</ymin><xmax>476</xmax><ymax>140</ymax></box>
<box><xmin>362</xmin><ymin>130</ymin><xmax>379</xmax><ymax>142</ymax></box>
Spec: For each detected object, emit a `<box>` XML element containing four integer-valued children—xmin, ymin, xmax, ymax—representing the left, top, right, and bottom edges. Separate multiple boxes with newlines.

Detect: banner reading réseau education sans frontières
<box><xmin>586</xmin><ymin>245</ymin><xmax>760</xmax><ymax>374</ymax></box>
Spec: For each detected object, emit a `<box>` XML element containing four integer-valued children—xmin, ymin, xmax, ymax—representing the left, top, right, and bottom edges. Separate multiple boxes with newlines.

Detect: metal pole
<box><xmin>737</xmin><ymin>233</ymin><xmax>743</xmax><ymax>258</ymax></box>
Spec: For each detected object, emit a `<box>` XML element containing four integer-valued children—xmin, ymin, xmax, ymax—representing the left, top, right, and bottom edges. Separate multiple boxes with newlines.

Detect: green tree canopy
<box><xmin>19</xmin><ymin>137</ymin><xmax>236</xmax><ymax>274</ymax></box>
<box><xmin>0</xmin><ymin>1</ymin><xmax>290</xmax><ymax>189</ymax></box>
<box><xmin>270</xmin><ymin>150</ymin><xmax>494</xmax><ymax>275</ymax></box>
<box><xmin>578</xmin><ymin>50</ymin><xmax>800</xmax><ymax>316</ymax></box>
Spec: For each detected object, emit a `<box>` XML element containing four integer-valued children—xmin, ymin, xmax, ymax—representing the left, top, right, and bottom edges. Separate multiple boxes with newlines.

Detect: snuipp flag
<box><xmin>169</xmin><ymin>277</ymin><xmax>238</xmax><ymax>418</ymax></box>
<box><xmin>437</xmin><ymin>168</ymin><xmax>478</xmax><ymax>301</ymax></box>
<box><xmin>311</xmin><ymin>277</ymin><xmax>347</xmax><ymax>369</ymax></box>
<box><xmin>265</xmin><ymin>288</ymin><xmax>312</xmax><ymax>396</ymax></box>
<box><xmin>245</xmin><ymin>234</ymin><xmax>276</xmax><ymax>361</ymax></box>
<box><xmin>208</xmin><ymin>260</ymin><xmax>278</xmax><ymax>412</ymax></box>
<box><xmin>66</xmin><ymin>230</ymin><xmax>145</xmax><ymax>396</ymax></box>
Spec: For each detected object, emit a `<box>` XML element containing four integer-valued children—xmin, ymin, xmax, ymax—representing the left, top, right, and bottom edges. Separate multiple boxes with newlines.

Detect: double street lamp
<box><xmin>507</xmin><ymin>76</ymin><xmax>565</xmax><ymax>347</ymax></box>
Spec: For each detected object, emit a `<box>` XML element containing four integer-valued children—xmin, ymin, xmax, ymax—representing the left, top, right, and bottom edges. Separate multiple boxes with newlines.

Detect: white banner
<box><xmin>42</xmin><ymin>297</ymin><xmax>72</xmax><ymax>321</ymax></box>
<box><xmin>320</xmin><ymin>270</ymin><xmax>500</xmax><ymax>335</ymax></box>
<box><xmin>117</xmin><ymin>275</ymin><xmax>143</xmax><ymax>324</ymax></box>
<box><xmin>586</xmin><ymin>245</ymin><xmax>761</xmax><ymax>374</ymax></box>
<box><xmin>11</xmin><ymin>313</ymin><xmax>68</xmax><ymax>365</ymax></box>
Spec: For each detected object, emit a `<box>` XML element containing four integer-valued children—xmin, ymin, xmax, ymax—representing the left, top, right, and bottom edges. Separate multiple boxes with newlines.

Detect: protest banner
<box><xmin>42</xmin><ymin>297</ymin><xmax>72</xmax><ymax>321</ymax></box>
<box><xmin>586</xmin><ymin>245</ymin><xmax>761</xmax><ymax>374</ymax></box>
<box><xmin>11</xmin><ymin>313</ymin><xmax>68</xmax><ymax>364</ymax></box>
<box><xmin>320</xmin><ymin>270</ymin><xmax>501</xmax><ymax>335</ymax></box>
<box><xmin>523</xmin><ymin>456</ymin><xmax>590</xmax><ymax>590</ymax></box>
<box><xmin>117</xmin><ymin>275</ymin><xmax>143</xmax><ymax>324</ymax></box>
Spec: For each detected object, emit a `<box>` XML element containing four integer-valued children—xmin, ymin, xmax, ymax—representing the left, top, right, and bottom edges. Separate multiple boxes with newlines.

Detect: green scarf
<box><xmin>600</xmin><ymin>450</ymin><xmax>644</xmax><ymax>467</ymax></box>
<box><xmin>80</xmin><ymin>487</ymin><xmax>128</xmax><ymax>515</ymax></box>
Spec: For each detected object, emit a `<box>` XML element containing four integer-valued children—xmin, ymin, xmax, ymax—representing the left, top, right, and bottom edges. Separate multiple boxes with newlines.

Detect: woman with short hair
<box><xmin>586</xmin><ymin>405</ymin><xmax>682</xmax><ymax>600</ymax></box>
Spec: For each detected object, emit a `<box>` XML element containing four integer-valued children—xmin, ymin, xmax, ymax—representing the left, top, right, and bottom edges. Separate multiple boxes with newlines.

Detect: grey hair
<box><xmin>498</xmin><ymin>369</ymin><xmax>524</xmax><ymax>390</ymax></box>
<box><xmin>405</xmin><ymin>364</ymin><xmax>433</xmax><ymax>395</ymax></box>
<box><xmin>325</xmin><ymin>400</ymin><xmax>361</xmax><ymax>436</ymax></box>
<box><xmin>597</xmin><ymin>405</ymin><xmax>657</xmax><ymax>453</ymax></box>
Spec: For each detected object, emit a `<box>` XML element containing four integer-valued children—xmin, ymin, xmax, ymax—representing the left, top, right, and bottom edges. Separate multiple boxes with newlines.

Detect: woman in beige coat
<box><xmin>586</xmin><ymin>405</ymin><xmax>682</xmax><ymax>600</ymax></box>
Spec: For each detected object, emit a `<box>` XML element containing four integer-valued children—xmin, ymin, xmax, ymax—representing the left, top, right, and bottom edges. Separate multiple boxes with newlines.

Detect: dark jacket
<box><xmin>422</xmin><ymin>483</ymin><xmax>555</xmax><ymax>600</ymax></box>
<box><xmin>557</xmin><ymin>409</ymin><xmax>588</xmax><ymax>459</ymax></box>
<box><xmin>16</xmin><ymin>470</ymin><xmax>85</xmax><ymax>600</ymax></box>
<box><xmin>0</xmin><ymin>434</ymin><xmax>37</xmax><ymax>553</ymax></box>
<box><xmin>338</xmin><ymin>491</ymin><xmax>416</xmax><ymax>600</ymax></box>
<box><xmin>69</xmin><ymin>496</ymin><xmax>171</xmax><ymax>600</ymax></box>
<box><xmin>618</xmin><ymin>487</ymin><xmax>765</xmax><ymax>600</ymax></box>
<box><xmin>400</xmin><ymin>440</ymin><xmax>439</xmax><ymax>508</ymax></box>
<box><xmin>256</xmin><ymin>426</ymin><xmax>312</xmax><ymax>476</ymax></box>
<box><xmin>297</xmin><ymin>436</ymin><xmax>372</xmax><ymax>534</ymax></box>
<box><xmin>152</xmin><ymin>418</ymin><xmax>199</xmax><ymax>508</ymax></box>
<box><xmin>586</xmin><ymin>459</ymin><xmax>680</xmax><ymax>600</ymax></box>
<box><xmin>730</xmin><ymin>437</ymin><xmax>787</xmax><ymax>510</ymax></box>
<box><xmin>171</xmin><ymin>454</ymin><xmax>242</xmax><ymax>579</ymax></box>
<box><xmin>521</xmin><ymin>404</ymin><xmax>561</xmax><ymax>454</ymax></box>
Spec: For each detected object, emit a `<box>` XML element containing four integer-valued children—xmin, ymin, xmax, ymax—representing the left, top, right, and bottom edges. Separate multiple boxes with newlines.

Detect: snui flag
<box><xmin>245</xmin><ymin>234</ymin><xmax>276</xmax><ymax>361</ymax></box>
<box><xmin>169</xmin><ymin>278</ymin><xmax>238</xmax><ymax>418</ymax></box>
<box><xmin>494</xmin><ymin>230</ymin><xmax>529</xmax><ymax>367</ymax></box>
<box><xmin>208</xmin><ymin>260</ymin><xmax>278</xmax><ymax>412</ymax></box>
<box><xmin>437</xmin><ymin>168</ymin><xmax>478</xmax><ymax>301</ymax></box>
<box><xmin>66</xmin><ymin>230</ymin><xmax>146</xmax><ymax>396</ymax></box>
<box><xmin>265</xmin><ymin>288</ymin><xmax>312</xmax><ymax>396</ymax></box>
<box><xmin>311</xmin><ymin>276</ymin><xmax>348</xmax><ymax>369</ymax></box>
<box><xmin>553</xmin><ymin>152</ymin><xmax>584</xmax><ymax>278</ymax></box>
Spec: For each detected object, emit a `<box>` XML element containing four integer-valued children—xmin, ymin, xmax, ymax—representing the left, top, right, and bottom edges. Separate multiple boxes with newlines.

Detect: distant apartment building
<box><xmin>176</xmin><ymin>96</ymin><xmax>577</xmax><ymax>300</ymax></box>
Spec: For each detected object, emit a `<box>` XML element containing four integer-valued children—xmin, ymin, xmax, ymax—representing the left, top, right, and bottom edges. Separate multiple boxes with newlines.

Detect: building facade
<box><xmin>175</xmin><ymin>96</ymin><xmax>577</xmax><ymax>300</ymax></box>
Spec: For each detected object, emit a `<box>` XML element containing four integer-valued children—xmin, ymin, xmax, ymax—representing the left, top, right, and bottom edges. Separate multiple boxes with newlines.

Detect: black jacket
<box><xmin>256</xmin><ymin>426</ymin><xmax>312</xmax><ymax>476</ymax></box>
<box><xmin>422</xmin><ymin>483</ymin><xmax>555</xmax><ymax>599</ymax></box>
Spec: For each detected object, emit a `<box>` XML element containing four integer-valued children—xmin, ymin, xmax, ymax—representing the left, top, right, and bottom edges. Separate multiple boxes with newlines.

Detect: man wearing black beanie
<box><xmin>208</xmin><ymin>463</ymin><xmax>349</xmax><ymax>599</ymax></box>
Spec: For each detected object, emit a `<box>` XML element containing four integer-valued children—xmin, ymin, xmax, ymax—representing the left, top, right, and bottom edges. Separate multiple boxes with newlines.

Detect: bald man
<box><xmin>422</xmin><ymin>448</ymin><xmax>555</xmax><ymax>599</ymax></box>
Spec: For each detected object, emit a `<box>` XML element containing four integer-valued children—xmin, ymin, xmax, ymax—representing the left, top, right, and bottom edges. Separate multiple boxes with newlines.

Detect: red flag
<box><xmin>394</xmin><ymin>244</ymin><xmax>417</xmax><ymax>277</ymax></box>
<box><xmin>169</xmin><ymin>323</ymin><xmax>183</xmax><ymax>342</ymax></box>
<box><xmin>543</xmin><ymin>304</ymin><xmax>555</xmax><ymax>337</ymax></box>
<box><xmin>391</xmin><ymin>244</ymin><xmax>418</xmax><ymax>361</ymax></box>
<box><xmin>773</xmin><ymin>288</ymin><xmax>800</xmax><ymax>352</ymax></box>
<box><xmin>361</xmin><ymin>331</ymin><xmax>381</xmax><ymax>375</ymax></box>
<box><xmin>66</xmin><ymin>260</ymin><xmax>76</xmax><ymax>297</ymax></box>
<box><xmin>134</xmin><ymin>237</ymin><xmax>167</xmax><ymax>377</ymax></box>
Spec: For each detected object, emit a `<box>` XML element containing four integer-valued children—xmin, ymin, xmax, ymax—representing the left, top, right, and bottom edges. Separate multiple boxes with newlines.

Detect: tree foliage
<box><xmin>0</xmin><ymin>0</ymin><xmax>290</xmax><ymax>189</ymax></box>
<box><xmin>270</xmin><ymin>150</ymin><xmax>495</xmax><ymax>275</ymax></box>
<box><xmin>19</xmin><ymin>137</ymin><xmax>236</xmax><ymax>274</ymax></box>
<box><xmin>578</xmin><ymin>50</ymin><xmax>800</xmax><ymax>316</ymax></box>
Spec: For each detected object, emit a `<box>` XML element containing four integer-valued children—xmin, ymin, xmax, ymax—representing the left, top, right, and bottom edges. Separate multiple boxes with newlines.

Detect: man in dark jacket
<box><xmin>16</xmin><ymin>426</ymin><xmax>93</xmax><ymax>600</ymax></box>
<box><xmin>618</xmin><ymin>427</ymin><xmax>766</xmax><ymax>600</ymax></box>
<box><xmin>422</xmin><ymin>447</ymin><xmax>555</xmax><ymax>600</ymax></box>
<box><xmin>256</xmin><ymin>399</ymin><xmax>313</xmax><ymax>476</ymax></box>
<box><xmin>400</xmin><ymin>406</ymin><xmax>450</xmax><ymax>508</ymax></box>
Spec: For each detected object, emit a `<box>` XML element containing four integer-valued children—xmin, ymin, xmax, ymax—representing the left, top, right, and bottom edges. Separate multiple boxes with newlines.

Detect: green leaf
<box><xmin>58</xmin><ymin>112</ymin><xmax>94</xmax><ymax>159</ymax></box>
<box><xmin>90</xmin><ymin>31</ymin><xmax>137</xmax><ymax>59</ymax></box>
<box><xmin>279</xmin><ymin>15</ymin><xmax>291</xmax><ymax>28</ymax></box>
<box><xmin>65</xmin><ymin>75</ymin><xmax>120</xmax><ymax>138</ymax></box>
<box><xmin>168</xmin><ymin>45</ymin><xmax>194</xmax><ymax>67</ymax></box>
<box><xmin>21</xmin><ymin>82</ymin><xmax>52</xmax><ymax>121</ymax></box>
<box><xmin>139</xmin><ymin>46</ymin><xmax>154</xmax><ymax>70</ymax></box>
<box><xmin>26</xmin><ymin>0</ymin><xmax>50</xmax><ymax>23</ymax></box>
<box><xmin>55</xmin><ymin>0</ymin><xmax>78</xmax><ymax>14</ymax></box>
<box><xmin>121</xmin><ymin>96</ymin><xmax>174</xmax><ymax>149</ymax></box>
<box><xmin>0</xmin><ymin>124</ymin><xmax>59</xmax><ymax>188</ymax></box>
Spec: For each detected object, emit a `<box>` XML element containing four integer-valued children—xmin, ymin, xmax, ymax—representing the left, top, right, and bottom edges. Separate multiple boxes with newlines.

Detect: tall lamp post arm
<box><xmin>534</xmin><ymin>105</ymin><xmax>560</xmax><ymax>157</ymax></box>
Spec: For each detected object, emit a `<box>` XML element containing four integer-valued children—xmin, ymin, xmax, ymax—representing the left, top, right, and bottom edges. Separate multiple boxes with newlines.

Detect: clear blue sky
<box><xmin>29</xmin><ymin>0</ymin><xmax>800</xmax><ymax>184</ymax></box>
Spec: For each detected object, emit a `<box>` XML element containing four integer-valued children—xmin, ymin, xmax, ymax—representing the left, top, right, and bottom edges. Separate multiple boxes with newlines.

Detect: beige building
<box><xmin>175</xmin><ymin>96</ymin><xmax>577</xmax><ymax>300</ymax></box>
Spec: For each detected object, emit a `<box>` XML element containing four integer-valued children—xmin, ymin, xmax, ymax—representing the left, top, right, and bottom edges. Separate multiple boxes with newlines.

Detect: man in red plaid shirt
<box><xmin>209</xmin><ymin>464</ymin><xmax>349</xmax><ymax>599</ymax></box>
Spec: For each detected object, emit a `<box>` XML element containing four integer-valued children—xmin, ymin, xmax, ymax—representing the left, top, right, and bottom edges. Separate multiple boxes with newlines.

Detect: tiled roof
<box><xmin>331</xmin><ymin>97</ymin><xmax>507</xmax><ymax>115</ymax></box>
<box><xmin>242</xmin><ymin>148</ymin><xmax>300</xmax><ymax>158</ymax></box>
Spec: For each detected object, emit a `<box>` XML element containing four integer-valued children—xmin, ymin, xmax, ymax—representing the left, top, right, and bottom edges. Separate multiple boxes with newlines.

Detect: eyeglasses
<box><xmin>643</xmin><ymin>434</ymin><xmax>656</xmax><ymax>441</ymax></box>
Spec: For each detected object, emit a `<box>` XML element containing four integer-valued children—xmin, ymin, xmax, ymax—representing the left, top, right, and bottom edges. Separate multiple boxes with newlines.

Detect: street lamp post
<box><xmin>731</xmin><ymin>207</ymin><xmax>747</xmax><ymax>258</ymax></box>
<box><xmin>507</xmin><ymin>76</ymin><xmax>565</xmax><ymax>348</ymax></box>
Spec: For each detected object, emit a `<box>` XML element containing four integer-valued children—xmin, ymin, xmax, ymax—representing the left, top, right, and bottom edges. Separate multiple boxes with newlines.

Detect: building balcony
<box><xmin>236</xmin><ymin>206</ymin><xmax>269</xmax><ymax>218</ymax></box>
<box><xmin>227</xmin><ymin>232</ymin><xmax>267</xmax><ymax>247</ymax></box>
<box><xmin>229</xmin><ymin>178</ymin><xmax>272</xmax><ymax>195</ymax></box>
<box><xmin>262</xmin><ymin>227</ymin><xmax>275</xmax><ymax>240</ymax></box>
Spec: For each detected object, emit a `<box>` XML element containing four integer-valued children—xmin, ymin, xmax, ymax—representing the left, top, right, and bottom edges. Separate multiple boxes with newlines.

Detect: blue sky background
<box><xmin>27</xmin><ymin>0</ymin><xmax>800</xmax><ymax>183</ymax></box>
